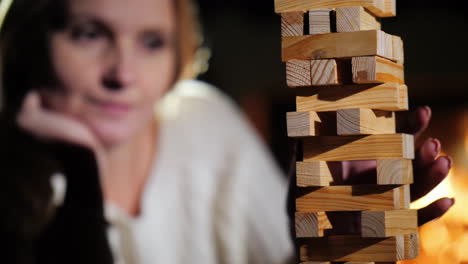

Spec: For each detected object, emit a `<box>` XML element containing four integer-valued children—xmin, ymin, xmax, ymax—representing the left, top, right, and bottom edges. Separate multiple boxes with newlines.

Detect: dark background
<box><xmin>196</xmin><ymin>0</ymin><xmax>468</xmax><ymax>172</ymax></box>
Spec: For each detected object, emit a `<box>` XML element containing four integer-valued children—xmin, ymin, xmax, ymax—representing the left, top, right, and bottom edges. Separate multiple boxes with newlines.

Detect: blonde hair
<box><xmin>175</xmin><ymin>0</ymin><xmax>208</xmax><ymax>80</ymax></box>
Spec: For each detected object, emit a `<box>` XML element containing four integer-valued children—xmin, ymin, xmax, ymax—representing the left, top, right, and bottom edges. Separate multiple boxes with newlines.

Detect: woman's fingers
<box><xmin>418</xmin><ymin>197</ymin><xmax>455</xmax><ymax>226</ymax></box>
<box><xmin>17</xmin><ymin>91</ymin><xmax>97</xmax><ymax>150</ymax></box>
<box><xmin>412</xmin><ymin>155</ymin><xmax>452</xmax><ymax>201</ymax></box>
<box><xmin>414</xmin><ymin>138</ymin><xmax>441</xmax><ymax>168</ymax></box>
<box><xmin>396</xmin><ymin>106</ymin><xmax>431</xmax><ymax>140</ymax></box>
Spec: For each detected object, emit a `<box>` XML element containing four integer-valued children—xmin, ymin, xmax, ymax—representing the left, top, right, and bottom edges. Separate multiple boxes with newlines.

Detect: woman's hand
<box><xmin>344</xmin><ymin>106</ymin><xmax>454</xmax><ymax>226</ymax></box>
<box><xmin>17</xmin><ymin>91</ymin><xmax>107</xmax><ymax>175</ymax></box>
<box><xmin>287</xmin><ymin>106</ymin><xmax>454</xmax><ymax>239</ymax></box>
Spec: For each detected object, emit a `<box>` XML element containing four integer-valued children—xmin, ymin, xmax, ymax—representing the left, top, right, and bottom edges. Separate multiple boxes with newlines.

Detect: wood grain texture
<box><xmin>395</xmin><ymin>184</ymin><xmax>411</xmax><ymax>210</ymax></box>
<box><xmin>365</xmin><ymin>0</ymin><xmax>396</xmax><ymax>17</ymax></box>
<box><xmin>287</xmin><ymin>111</ymin><xmax>337</xmax><ymax>137</ymax></box>
<box><xmin>361</xmin><ymin>210</ymin><xmax>418</xmax><ymax>238</ymax></box>
<box><xmin>303</xmin><ymin>134</ymin><xmax>414</xmax><ymax>162</ymax></box>
<box><xmin>274</xmin><ymin>0</ymin><xmax>396</xmax><ymax>17</ymax></box>
<box><xmin>287</xmin><ymin>111</ymin><xmax>320</xmax><ymax>137</ymax></box>
<box><xmin>336</xmin><ymin>6</ymin><xmax>381</xmax><ymax>32</ymax></box>
<box><xmin>392</xmin><ymin>35</ymin><xmax>404</xmax><ymax>64</ymax></box>
<box><xmin>296</xmin><ymin>212</ymin><xmax>332</xmax><ymax>238</ymax></box>
<box><xmin>287</xmin><ymin>59</ymin><xmax>312</xmax><ymax>87</ymax></box>
<box><xmin>296</xmin><ymin>83</ymin><xmax>408</xmax><ymax>112</ymax></box>
<box><xmin>296</xmin><ymin>185</ymin><xmax>410</xmax><ymax>212</ymax></box>
<box><xmin>297</xmin><ymin>161</ymin><xmax>334</xmax><ymax>187</ymax></box>
<box><xmin>337</xmin><ymin>108</ymin><xmax>395</xmax><ymax>135</ymax></box>
<box><xmin>377</xmin><ymin>159</ymin><xmax>413</xmax><ymax>185</ymax></box>
<box><xmin>299</xmin><ymin>234</ymin><xmax>416</xmax><ymax>262</ymax></box>
<box><xmin>281</xmin><ymin>12</ymin><xmax>304</xmax><ymax>37</ymax></box>
<box><xmin>404</xmin><ymin>233</ymin><xmax>419</xmax><ymax>260</ymax></box>
<box><xmin>309</xmin><ymin>9</ymin><xmax>333</xmax><ymax>35</ymax></box>
<box><xmin>352</xmin><ymin>56</ymin><xmax>404</xmax><ymax>84</ymax></box>
<box><xmin>282</xmin><ymin>30</ymin><xmax>395</xmax><ymax>62</ymax></box>
<box><xmin>311</xmin><ymin>59</ymin><xmax>339</xmax><ymax>86</ymax></box>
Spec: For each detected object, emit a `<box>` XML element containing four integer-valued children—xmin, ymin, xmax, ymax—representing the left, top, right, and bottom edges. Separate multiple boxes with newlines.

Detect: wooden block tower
<box><xmin>275</xmin><ymin>0</ymin><xmax>419</xmax><ymax>263</ymax></box>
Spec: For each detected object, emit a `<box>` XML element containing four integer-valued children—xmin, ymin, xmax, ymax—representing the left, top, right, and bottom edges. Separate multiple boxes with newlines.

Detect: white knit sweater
<box><xmin>53</xmin><ymin>80</ymin><xmax>294</xmax><ymax>264</ymax></box>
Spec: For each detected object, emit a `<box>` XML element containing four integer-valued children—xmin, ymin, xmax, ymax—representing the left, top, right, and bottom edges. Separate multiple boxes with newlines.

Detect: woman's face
<box><xmin>46</xmin><ymin>0</ymin><xmax>177</xmax><ymax>146</ymax></box>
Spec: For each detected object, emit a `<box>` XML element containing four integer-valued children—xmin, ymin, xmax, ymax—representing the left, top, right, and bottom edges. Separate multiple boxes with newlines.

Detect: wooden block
<box><xmin>311</xmin><ymin>59</ymin><xmax>339</xmax><ymax>86</ymax></box>
<box><xmin>336</xmin><ymin>6</ymin><xmax>381</xmax><ymax>32</ymax></box>
<box><xmin>295</xmin><ymin>212</ymin><xmax>332</xmax><ymax>238</ymax></box>
<box><xmin>287</xmin><ymin>111</ymin><xmax>337</xmax><ymax>137</ymax></box>
<box><xmin>274</xmin><ymin>0</ymin><xmax>396</xmax><ymax>17</ymax></box>
<box><xmin>337</xmin><ymin>108</ymin><xmax>395</xmax><ymax>135</ymax></box>
<box><xmin>297</xmin><ymin>161</ymin><xmax>334</xmax><ymax>187</ymax></box>
<box><xmin>303</xmin><ymin>134</ymin><xmax>414</xmax><ymax>162</ymax></box>
<box><xmin>282</xmin><ymin>30</ymin><xmax>396</xmax><ymax>62</ymax></box>
<box><xmin>366</xmin><ymin>0</ymin><xmax>396</xmax><ymax>18</ymax></box>
<box><xmin>287</xmin><ymin>111</ymin><xmax>320</xmax><ymax>137</ymax></box>
<box><xmin>377</xmin><ymin>30</ymin><xmax>394</xmax><ymax>62</ymax></box>
<box><xmin>281</xmin><ymin>12</ymin><xmax>304</xmax><ymax>37</ymax></box>
<box><xmin>352</xmin><ymin>56</ymin><xmax>404</xmax><ymax>84</ymax></box>
<box><xmin>404</xmin><ymin>233</ymin><xmax>419</xmax><ymax>260</ymax></box>
<box><xmin>296</xmin><ymin>83</ymin><xmax>409</xmax><ymax>112</ymax></box>
<box><xmin>392</xmin><ymin>35</ymin><xmax>404</xmax><ymax>64</ymax></box>
<box><xmin>309</xmin><ymin>9</ymin><xmax>333</xmax><ymax>35</ymax></box>
<box><xmin>361</xmin><ymin>209</ymin><xmax>418</xmax><ymax>238</ymax></box>
<box><xmin>296</xmin><ymin>185</ymin><xmax>410</xmax><ymax>212</ymax></box>
<box><xmin>289</xmin><ymin>109</ymin><xmax>398</xmax><ymax>138</ymax></box>
<box><xmin>286</xmin><ymin>59</ymin><xmax>311</xmax><ymax>87</ymax></box>
<box><xmin>299</xmin><ymin>234</ymin><xmax>416</xmax><ymax>262</ymax></box>
<box><xmin>395</xmin><ymin>184</ymin><xmax>411</xmax><ymax>210</ymax></box>
<box><xmin>377</xmin><ymin>159</ymin><xmax>413</xmax><ymax>185</ymax></box>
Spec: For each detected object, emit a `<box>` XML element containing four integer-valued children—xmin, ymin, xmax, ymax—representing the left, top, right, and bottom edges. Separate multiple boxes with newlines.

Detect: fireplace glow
<box><xmin>400</xmin><ymin>110</ymin><xmax>468</xmax><ymax>264</ymax></box>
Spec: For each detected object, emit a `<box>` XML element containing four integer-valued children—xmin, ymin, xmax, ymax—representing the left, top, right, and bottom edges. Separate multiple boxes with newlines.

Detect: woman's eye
<box><xmin>142</xmin><ymin>33</ymin><xmax>165</xmax><ymax>50</ymax></box>
<box><xmin>71</xmin><ymin>25</ymin><xmax>102</xmax><ymax>42</ymax></box>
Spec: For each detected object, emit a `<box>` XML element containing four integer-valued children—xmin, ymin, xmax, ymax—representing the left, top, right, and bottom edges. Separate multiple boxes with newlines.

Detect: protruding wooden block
<box><xmin>287</xmin><ymin>111</ymin><xmax>337</xmax><ymax>137</ymax></box>
<box><xmin>274</xmin><ymin>0</ymin><xmax>396</xmax><ymax>17</ymax></box>
<box><xmin>336</xmin><ymin>6</ymin><xmax>381</xmax><ymax>32</ymax></box>
<box><xmin>296</xmin><ymin>161</ymin><xmax>334</xmax><ymax>187</ymax></box>
<box><xmin>281</xmin><ymin>12</ymin><xmax>304</xmax><ymax>37</ymax></box>
<box><xmin>282</xmin><ymin>30</ymin><xmax>395</xmax><ymax>62</ymax></box>
<box><xmin>352</xmin><ymin>56</ymin><xmax>404</xmax><ymax>84</ymax></box>
<box><xmin>337</xmin><ymin>108</ymin><xmax>395</xmax><ymax>135</ymax></box>
<box><xmin>296</xmin><ymin>185</ymin><xmax>410</xmax><ymax>212</ymax></box>
<box><xmin>295</xmin><ymin>212</ymin><xmax>332</xmax><ymax>238</ymax></box>
<box><xmin>392</xmin><ymin>35</ymin><xmax>404</xmax><ymax>64</ymax></box>
<box><xmin>296</xmin><ymin>83</ymin><xmax>408</xmax><ymax>112</ymax></box>
<box><xmin>377</xmin><ymin>159</ymin><xmax>413</xmax><ymax>184</ymax></box>
<box><xmin>287</xmin><ymin>111</ymin><xmax>320</xmax><ymax>137</ymax></box>
<box><xmin>309</xmin><ymin>9</ymin><xmax>333</xmax><ymax>35</ymax></box>
<box><xmin>286</xmin><ymin>59</ymin><xmax>311</xmax><ymax>87</ymax></box>
<box><xmin>366</xmin><ymin>0</ymin><xmax>396</xmax><ymax>17</ymax></box>
<box><xmin>361</xmin><ymin>209</ymin><xmax>418</xmax><ymax>238</ymax></box>
<box><xmin>299</xmin><ymin>234</ymin><xmax>416</xmax><ymax>262</ymax></box>
<box><xmin>303</xmin><ymin>134</ymin><xmax>414</xmax><ymax>162</ymax></box>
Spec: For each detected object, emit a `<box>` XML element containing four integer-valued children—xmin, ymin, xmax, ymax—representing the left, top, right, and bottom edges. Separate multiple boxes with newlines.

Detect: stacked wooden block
<box><xmin>276</xmin><ymin>0</ymin><xmax>419</xmax><ymax>263</ymax></box>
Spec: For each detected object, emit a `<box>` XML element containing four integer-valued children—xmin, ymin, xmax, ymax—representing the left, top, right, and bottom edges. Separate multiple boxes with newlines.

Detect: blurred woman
<box><xmin>0</xmin><ymin>0</ymin><xmax>292</xmax><ymax>263</ymax></box>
